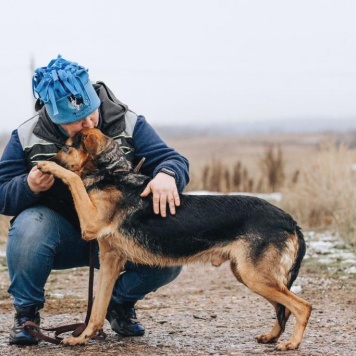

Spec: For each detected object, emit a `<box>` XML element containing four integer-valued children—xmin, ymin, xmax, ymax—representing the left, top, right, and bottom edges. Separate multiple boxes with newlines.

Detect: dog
<box><xmin>37</xmin><ymin>128</ymin><xmax>312</xmax><ymax>351</ymax></box>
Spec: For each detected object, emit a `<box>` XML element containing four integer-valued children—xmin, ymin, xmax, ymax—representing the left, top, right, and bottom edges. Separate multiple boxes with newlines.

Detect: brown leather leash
<box><xmin>24</xmin><ymin>241</ymin><xmax>106</xmax><ymax>344</ymax></box>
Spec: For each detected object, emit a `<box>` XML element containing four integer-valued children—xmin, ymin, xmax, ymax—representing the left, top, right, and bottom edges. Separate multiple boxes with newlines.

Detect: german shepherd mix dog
<box><xmin>37</xmin><ymin>128</ymin><xmax>311</xmax><ymax>351</ymax></box>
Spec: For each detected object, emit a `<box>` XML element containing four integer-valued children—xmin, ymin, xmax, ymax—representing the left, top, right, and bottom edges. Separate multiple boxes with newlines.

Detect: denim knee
<box><xmin>112</xmin><ymin>263</ymin><xmax>182</xmax><ymax>303</ymax></box>
<box><xmin>7</xmin><ymin>207</ymin><xmax>59</xmax><ymax>271</ymax></box>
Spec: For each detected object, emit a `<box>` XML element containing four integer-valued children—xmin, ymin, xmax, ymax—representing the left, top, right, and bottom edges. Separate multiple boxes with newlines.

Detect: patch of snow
<box><xmin>304</xmin><ymin>231</ymin><xmax>356</xmax><ymax>274</ymax></box>
<box><xmin>48</xmin><ymin>293</ymin><xmax>64</xmax><ymax>298</ymax></box>
<box><xmin>308</xmin><ymin>240</ymin><xmax>334</xmax><ymax>254</ymax></box>
<box><xmin>291</xmin><ymin>285</ymin><xmax>302</xmax><ymax>294</ymax></box>
<box><xmin>185</xmin><ymin>191</ymin><xmax>282</xmax><ymax>202</ymax></box>
<box><xmin>185</xmin><ymin>191</ymin><xmax>222</xmax><ymax>196</ymax></box>
<box><xmin>346</xmin><ymin>266</ymin><xmax>356</xmax><ymax>274</ymax></box>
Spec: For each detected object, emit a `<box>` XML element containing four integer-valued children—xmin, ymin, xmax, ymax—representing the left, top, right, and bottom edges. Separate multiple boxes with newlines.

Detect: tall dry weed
<box><xmin>281</xmin><ymin>141</ymin><xmax>356</xmax><ymax>246</ymax></box>
<box><xmin>260</xmin><ymin>145</ymin><xmax>285</xmax><ymax>192</ymax></box>
<box><xmin>189</xmin><ymin>145</ymin><xmax>286</xmax><ymax>193</ymax></box>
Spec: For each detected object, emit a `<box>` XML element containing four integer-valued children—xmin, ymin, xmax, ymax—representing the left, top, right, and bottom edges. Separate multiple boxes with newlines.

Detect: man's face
<box><xmin>60</xmin><ymin>109</ymin><xmax>99</xmax><ymax>137</ymax></box>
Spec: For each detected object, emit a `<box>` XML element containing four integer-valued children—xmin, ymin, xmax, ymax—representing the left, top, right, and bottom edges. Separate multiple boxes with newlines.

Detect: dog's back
<box><xmin>120</xmin><ymin>192</ymin><xmax>299</xmax><ymax>260</ymax></box>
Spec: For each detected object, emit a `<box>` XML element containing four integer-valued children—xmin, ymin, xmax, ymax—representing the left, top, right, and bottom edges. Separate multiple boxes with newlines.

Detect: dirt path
<box><xmin>0</xmin><ymin>231</ymin><xmax>355</xmax><ymax>356</ymax></box>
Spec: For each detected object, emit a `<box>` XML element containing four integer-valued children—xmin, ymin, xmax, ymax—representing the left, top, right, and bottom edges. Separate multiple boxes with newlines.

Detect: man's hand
<box><xmin>140</xmin><ymin>172</ymin><xmax>180</xmax><ymax>217</ymax></box>
<box><xmin>27</xmin><ymin>165</ymin><xmax>55</xmax><ymax>194</ymax></box>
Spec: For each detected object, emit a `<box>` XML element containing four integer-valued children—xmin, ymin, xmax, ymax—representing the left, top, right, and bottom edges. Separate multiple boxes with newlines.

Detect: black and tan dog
<box><xmin>37</xmin><ymin>128</ymin><xmax>311</xmax><ymax>351</ymax></box>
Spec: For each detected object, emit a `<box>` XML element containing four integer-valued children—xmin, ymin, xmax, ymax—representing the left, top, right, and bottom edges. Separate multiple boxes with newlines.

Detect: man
<box><xmin>0</xmin><ymin>55</ymin><xmax>189</xmax><ymax>345</ymax></box>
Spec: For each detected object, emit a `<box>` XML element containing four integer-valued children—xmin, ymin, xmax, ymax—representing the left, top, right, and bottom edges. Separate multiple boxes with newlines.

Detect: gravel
<box><xmin>0</xmin><ymin>231</ymin><xmax>355</xmax><ymax>355</ymax></box>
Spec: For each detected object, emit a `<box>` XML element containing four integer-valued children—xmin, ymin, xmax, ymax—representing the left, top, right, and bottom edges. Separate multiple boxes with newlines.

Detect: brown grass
<box><xmin>0</xmin><ymin>215</ymin><xmax>10</xmax><ymax>243</ymax></box>
<box><xmin>281</xmin><ymin>141</ymin><xmax>356</xmax><ymax>245</ymax></box>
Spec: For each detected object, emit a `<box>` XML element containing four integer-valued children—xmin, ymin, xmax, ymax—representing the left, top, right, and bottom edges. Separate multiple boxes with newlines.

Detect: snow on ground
<box><xmin>186</xmin><ymin>191</ymin><xmax>282</xmax><ymax>202</ymax></box>
<box><xmin>304</xmin><ymin>231</ymin><xmax>356</xmax><ymax>274</ymax></box>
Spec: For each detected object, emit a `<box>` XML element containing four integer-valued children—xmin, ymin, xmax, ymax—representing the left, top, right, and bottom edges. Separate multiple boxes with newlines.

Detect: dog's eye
<box><xmin>62</xmin><ymin>145</ymin><xmax>71</xmax><ymax>153</ymax></box>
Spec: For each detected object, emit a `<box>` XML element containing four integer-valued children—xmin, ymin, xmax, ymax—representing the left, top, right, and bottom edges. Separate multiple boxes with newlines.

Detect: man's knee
<box><xmin>6</xmin><ymin>206</ymin><xmax>60</xmax><ymax>262</ymax></box>
<box><xmin>8</xmin><ymin>206</ymin><xmax>57</xmax><ymax>242</ymax></box>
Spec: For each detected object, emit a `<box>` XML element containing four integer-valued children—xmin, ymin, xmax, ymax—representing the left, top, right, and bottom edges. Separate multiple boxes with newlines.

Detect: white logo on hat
<box><xmin>68</xmin><ymin>96</ymin><xmax>83</xmax><ymax>111</ymax></box>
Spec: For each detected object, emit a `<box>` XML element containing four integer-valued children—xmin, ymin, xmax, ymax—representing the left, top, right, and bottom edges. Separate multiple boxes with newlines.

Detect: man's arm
<box><xmin>0</xmin><ymin>130</ymin><xmax>41</xmax><ymax>216</ymax></box>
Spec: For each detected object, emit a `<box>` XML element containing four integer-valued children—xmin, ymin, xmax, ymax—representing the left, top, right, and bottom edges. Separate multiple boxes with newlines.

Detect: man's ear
<box><xmin>82</xmin><ymin>133</ymin><xmax>99</xmax><ymax>155</ymax></box>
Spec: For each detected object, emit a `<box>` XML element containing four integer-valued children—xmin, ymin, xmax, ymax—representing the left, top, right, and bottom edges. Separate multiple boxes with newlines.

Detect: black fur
<box><xmin>90</xmin><ymin>170</ymin><xmax>299</xmax><ymax>263</ymax></box>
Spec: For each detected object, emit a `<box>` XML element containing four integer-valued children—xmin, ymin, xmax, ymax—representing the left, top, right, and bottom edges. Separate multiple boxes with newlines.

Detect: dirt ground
<box><xmin>0</xmin><ymin>232</ymin><xmax>355</xmax><ymax>356</ymax></box>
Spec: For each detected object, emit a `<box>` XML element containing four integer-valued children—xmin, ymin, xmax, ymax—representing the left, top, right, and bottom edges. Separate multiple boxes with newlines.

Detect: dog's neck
<box><xmin>94</xmin><ymin>140</ymin><xmax>132</xmax><ymax>173</ymax></box>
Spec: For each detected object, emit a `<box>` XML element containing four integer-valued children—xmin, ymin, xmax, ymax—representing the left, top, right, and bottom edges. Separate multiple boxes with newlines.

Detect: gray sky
<box><xmin>0</xmin><ymin>0</ymin><xmax>355</xmax><ymax>134</ymax></box>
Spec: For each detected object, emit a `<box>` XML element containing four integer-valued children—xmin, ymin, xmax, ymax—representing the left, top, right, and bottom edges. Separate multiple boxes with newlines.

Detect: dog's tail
<box><xmin>276</xmin><ymin>225</ymin><xmax>306</xmax><ymax>331</ymax></box>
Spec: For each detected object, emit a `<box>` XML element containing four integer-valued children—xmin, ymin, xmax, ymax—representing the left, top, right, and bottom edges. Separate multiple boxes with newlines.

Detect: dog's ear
<box><xmin>82</xmin><ymin>133</ymin><xmax>100</xmax><ymax>155</ymax></box>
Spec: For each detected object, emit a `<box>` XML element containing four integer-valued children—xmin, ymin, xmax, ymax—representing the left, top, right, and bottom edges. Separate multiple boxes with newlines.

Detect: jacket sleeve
<box><xmin>132</xmin><ymin>116</ymin><xmax>190</xmax><ymax>192</ymax></box>
<box><xmin>0</xmin><ymin>130</ymin><xmax>40</xmax><ymax>216</ymax></box>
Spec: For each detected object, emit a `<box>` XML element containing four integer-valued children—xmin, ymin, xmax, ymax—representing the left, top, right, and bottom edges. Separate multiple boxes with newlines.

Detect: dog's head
<box><xmin>52</xmin><ymin>128</ymin><xmax>132</xmax><ymax>176</ymax></box>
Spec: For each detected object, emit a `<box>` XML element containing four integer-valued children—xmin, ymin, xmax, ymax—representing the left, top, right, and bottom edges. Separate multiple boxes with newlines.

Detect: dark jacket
<box><xmin>0</xmin><ymin>82</ymin><xmax>189</xmax><ymax>228</ymax></box>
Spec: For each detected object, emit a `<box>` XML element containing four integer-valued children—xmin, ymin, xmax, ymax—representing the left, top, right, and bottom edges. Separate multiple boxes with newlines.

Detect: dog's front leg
<box><xmin>62</xmin><ymin>239</ymin><xmax>126</xmax><ymax>346</ymax></box>
<box><xmin>37</xmin><ymin>161</ymin><xmax>104</xmax><ymax>239</ymax></box>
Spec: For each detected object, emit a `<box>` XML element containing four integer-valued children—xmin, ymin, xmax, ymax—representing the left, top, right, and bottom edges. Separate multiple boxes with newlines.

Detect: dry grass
<box><xmin>0</xmin><ymin>215</ymin><xmax>10</xmax><ymax>243</ymax></box>
<box><xmin>281</xmin><ymin>141</ymin><xmax>356</xmax><ymax>245</ymax></box>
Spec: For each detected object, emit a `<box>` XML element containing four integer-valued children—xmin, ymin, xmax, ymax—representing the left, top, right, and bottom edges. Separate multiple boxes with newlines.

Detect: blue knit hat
<box><xmin>32</xmin><ymin>55</ymin><xmax>101</xmax><ymax>124</ymax></box>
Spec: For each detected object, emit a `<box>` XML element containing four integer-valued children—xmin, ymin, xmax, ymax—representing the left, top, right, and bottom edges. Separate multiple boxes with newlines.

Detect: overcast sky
<box><xmin>0</xmin><ymin>0</ymin><xmax>355</xmax><ymax>134</ymax></box>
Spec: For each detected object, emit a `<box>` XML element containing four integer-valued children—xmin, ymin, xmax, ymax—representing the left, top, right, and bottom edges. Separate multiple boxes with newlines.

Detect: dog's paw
<box><xmin>37</xmin><ymin>161</ymin><xmax>77</xmax><ymax>183</ymax></box>
<box><xmin>255</xmin><ymin>333</ymin><xmax>278</xmax><ymax>344</ymax></box>
<box><xmin>37</xmin><ymin>161</ymin><xmax>59</xmax><ymax>174</ymax></box>
<box><xmin>61</xmin><ymin>336</ymin><xmax>88</xmax><ymax>346</ymax></box>
<box><xmin>275</xmin><ymin>339</ymin><xmax>300</xmax><ymax>351</ymax></box>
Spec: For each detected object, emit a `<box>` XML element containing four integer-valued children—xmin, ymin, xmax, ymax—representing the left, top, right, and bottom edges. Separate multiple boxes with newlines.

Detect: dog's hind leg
<box><xmin>62</xmin><ymin>239</ymin><xmax>126</xmax><ymax>345</ymax></box>
<box><xmin>257</xmin><ymin>287</ymin><xmax>311</xmax><ymax>351</ymax></box>
<box><xmin>230</xmin><ymin>258</ymin><xmax>311</xmax><ymax>351</ymax></box>
<box><xmin>231</xmin><ymin>261</ymin><xmax>288</xmax><ymax>343</ymax></box>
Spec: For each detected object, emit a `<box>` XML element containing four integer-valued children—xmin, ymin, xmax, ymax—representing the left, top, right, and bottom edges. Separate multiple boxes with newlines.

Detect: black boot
<box><xmin>9</xmin><ymin>305</ymin><xmax>40</xmax><ymax>345</ymax></box>
<box><xmin>106</xmin><ymin>299</ymin><xmax>145</xmax><ymax>337</ymax></box>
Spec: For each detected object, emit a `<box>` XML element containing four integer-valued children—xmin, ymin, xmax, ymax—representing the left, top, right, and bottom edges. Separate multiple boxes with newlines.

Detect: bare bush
<box><xmin>188</xmin><ymin>145</ymin><xmax>287</xmax><ymax>194</ymax></box>
<box><xmin>260</xmin><ymin>145</ymin><xmax>285</xmax><ymax>192</ymax></box>
<box><xmin>190</xmin><ymin>159</ymin><xmax>256</xmax><ymax>193</ymax></box>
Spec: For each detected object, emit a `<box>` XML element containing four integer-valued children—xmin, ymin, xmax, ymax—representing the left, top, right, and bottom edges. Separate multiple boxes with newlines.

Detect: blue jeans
<box><xmin>6</xmin><ymin>206</ymin><xmax>182</xmax><ymax>308</ymax></box>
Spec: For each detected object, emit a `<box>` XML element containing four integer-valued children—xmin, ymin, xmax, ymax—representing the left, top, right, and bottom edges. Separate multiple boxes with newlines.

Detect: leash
<box><xmin>133</xmin><ymin>157</ymin><xmax>146</xmax><ymax>173</ymax></box>
<box><xmin>24</xmin><ymin>241</ymin><xmax>106</xmax><ymax>344</ymax></box>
